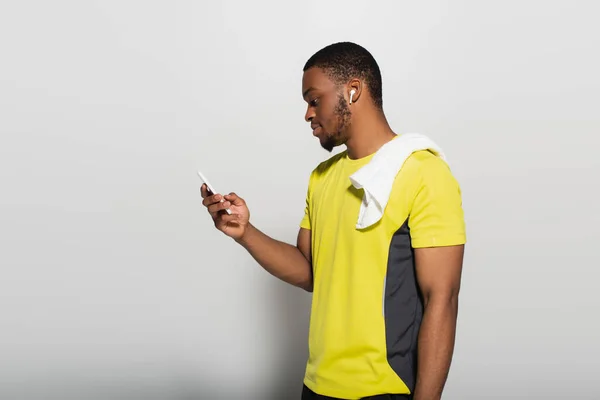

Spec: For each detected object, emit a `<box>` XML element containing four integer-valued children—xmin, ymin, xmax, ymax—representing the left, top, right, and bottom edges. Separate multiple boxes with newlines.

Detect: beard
<box><xmin>321</xmin><ymin>92</ymin><xmax>352</xmax><ymax>152</ymax></box>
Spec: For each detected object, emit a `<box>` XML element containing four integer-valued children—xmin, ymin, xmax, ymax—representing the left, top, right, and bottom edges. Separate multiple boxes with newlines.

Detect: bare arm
<box><xmin>200</xmin><ymin>184</ymin><xmax>313</xmax><ymax>292</ymax></box>
<box><xmin>236</xmin><ymin>225</ymin><xmax>313</xmax><ymax>291</ymax></box>
<box><xmin>412</xmin><ymin>244</ymin><xmax>464</xmax><ymax>400</ymax></box>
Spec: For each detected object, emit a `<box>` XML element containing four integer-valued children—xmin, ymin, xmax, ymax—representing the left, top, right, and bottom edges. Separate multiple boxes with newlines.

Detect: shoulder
<box><xmin>401</xmin><ymin>151</ymin><xmax>466</xmax><ymax>247</ymax></box>
<box><xmin>393</xmin><ymin>149</ymin><xmax>462</xmax><ymax>207</ymax></box>
<box><xmin>401</xmin><ymin>149</ymin><xmax>453</xmax><ymax>179</ymax></box>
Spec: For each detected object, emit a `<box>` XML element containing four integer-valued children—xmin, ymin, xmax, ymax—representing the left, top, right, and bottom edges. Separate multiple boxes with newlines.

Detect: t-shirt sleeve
<box><xmin>299</xmin><ymin>171</ymin><xmax>313</xmax><ymax>230</ymax></box>
<box><xmin>408</xmin><ymin>154</ymin><xmax>466</xmax><ymax>248</ymax></box>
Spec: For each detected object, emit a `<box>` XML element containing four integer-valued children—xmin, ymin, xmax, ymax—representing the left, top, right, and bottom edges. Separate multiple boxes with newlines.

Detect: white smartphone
<box><xmin>197</xmin><ymin>170</ymin><xmax>232</xmax><ymax>215</ymax></box>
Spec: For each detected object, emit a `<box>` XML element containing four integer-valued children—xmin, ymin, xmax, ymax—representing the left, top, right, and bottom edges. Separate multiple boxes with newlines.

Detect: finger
<box><xmin>207</xmin><ymin>199</ymin><xmax>231</xmax><ymax>214</ymax></box>
<box><xmin>201</xmin><ymin>182</ymin><xmax>219</xmax><ymax>197</ymax></box>
<box><xmin>219</xmin><ymin>213</ymin><xmax>241</xmax><ymax>224</ymax></box>
<box><xmin>214</xmin><ymin>213</ymin><xmax>240</xmax><ymax>231</ymax></box>
<box><xmin>223</xmin><ymin>192</ymin><xmax>245</xmax><ymax>206</ymax></box>
<box><xmin>202</xmin><ymin>193</ymin><xmax>222</xmax><ymax>207</ymax></box>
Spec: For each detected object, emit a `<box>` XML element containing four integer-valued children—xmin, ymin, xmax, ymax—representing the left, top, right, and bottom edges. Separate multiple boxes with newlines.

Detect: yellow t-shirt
<box><xmin>299</xmin><ymin>142</ymin><xmax>466</xmax><ymax>399</ymax></box>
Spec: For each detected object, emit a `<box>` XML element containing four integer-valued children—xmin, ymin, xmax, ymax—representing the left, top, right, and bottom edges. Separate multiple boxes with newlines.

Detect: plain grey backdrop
<box><xmin>1</xmin><ymin>1</ymin><xmax>598</xmax><ymax>399</ymax></box>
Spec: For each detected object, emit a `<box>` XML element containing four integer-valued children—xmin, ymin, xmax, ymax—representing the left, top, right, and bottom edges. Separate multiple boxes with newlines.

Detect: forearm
<box><xmin>236</xmin><ymin>223</ymin><xmax>313</xmax><ymax>291</ymax></box>
<box><xmin>413</xmin><ymin>296</ymin><xmax>459</xmax><ymax>400</ymax></box>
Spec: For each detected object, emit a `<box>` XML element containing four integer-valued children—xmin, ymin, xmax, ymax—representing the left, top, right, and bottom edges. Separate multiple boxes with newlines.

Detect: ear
<box><xmin>347</xmin><ymin>79</ymin><xmax>362</xmax><ymax>105</ymax></box>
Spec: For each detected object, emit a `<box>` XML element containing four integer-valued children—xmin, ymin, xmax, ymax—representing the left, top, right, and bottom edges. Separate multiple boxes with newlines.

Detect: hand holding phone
<box><xmin>197</xmin><ymin>170</ymin><xmax>232</xmax><ymax>215</ymax></box>
<box><xmin>198</xmin><ymin>170</ymin><xmax>251</xmax><ymax>241</ymax></box>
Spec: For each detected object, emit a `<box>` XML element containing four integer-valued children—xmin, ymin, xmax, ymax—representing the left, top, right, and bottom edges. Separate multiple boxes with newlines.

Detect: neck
<box><xmin>344</xmin><ymin>110</ymin><xmax>397</xmax><ymax>159</ymax></box>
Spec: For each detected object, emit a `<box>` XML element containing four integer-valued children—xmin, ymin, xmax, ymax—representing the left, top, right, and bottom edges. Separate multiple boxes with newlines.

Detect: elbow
<box><xmin>298</xmin><ymin>259</ymin><xmax>313</xmax><ymax>292</ymax></box>
<box><xmin>299</xmin><ymin>278</ymin><xmax>314</xmax><ymax>293</ymax></box>
<box><xmin>422</xmin><ymin>288</ymin><xmax>460</xmax><ymax>311</ymax></box>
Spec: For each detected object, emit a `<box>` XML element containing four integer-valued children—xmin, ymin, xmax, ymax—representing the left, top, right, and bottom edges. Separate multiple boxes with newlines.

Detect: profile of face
<box><xmin>302</xmin><ymin>67</ymin><xmax>353</xmax><ymax>152</ymax></box>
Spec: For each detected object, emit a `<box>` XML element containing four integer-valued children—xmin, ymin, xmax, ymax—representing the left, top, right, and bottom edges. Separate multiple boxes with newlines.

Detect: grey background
<box><xmin>1</xmin><ymin>1</ymin><xmax>598</xmax><ymax>399</ymax></box>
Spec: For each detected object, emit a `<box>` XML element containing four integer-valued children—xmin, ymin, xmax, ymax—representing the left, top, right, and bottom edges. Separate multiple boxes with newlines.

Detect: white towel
<box><xmin>349</xmin><ymin>132</ymin><xmax>447</xmax><ymax>229</ymax></box>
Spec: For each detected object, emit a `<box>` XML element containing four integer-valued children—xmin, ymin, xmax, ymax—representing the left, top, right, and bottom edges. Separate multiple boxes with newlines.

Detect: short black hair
<box><xmin>303</xmin><ymin>42</ymin><xmax>383</xmax><ymax>110</ymax></box>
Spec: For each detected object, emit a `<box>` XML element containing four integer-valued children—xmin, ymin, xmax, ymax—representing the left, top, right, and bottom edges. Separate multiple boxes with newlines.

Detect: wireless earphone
<box><xmin>349</xmin><ymin>89</ymin><xmax>356</xmax><ymax>104</ymax></box>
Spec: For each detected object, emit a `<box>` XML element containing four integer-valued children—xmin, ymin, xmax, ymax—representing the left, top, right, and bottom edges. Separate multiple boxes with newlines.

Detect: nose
<box><xmin>305</xmin><ymin>105</ymin><xmax>315</xmax><ymax>123</ymax></box>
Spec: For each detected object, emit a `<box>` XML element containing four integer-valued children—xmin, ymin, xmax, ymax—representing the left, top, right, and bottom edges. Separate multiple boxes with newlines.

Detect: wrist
<box><xmin>235</xmin><ymin>222</ymin><xmax>255</xmax><ymax>246</ymax></box>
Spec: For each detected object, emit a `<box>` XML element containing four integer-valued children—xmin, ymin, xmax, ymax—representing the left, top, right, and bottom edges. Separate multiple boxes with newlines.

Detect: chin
<box><xmin>319</xmin><ymin>130</ymin><xmax>345</xmax><ymax>153</ymax></box>
<box><xmin>320</xmin><ymin>137</ymin><xmax>336</xmax><ymax>152</ymax></box>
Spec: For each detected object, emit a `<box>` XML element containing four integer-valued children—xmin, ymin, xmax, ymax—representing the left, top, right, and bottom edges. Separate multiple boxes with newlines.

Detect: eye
<box><xmin>309</xmin><ymin>98</ymin><xmax>319</xmax><ymax>107</ymax></box>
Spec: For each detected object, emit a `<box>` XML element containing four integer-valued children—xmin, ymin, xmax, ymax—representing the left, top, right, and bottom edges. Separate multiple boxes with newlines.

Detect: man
<box><xmin>200</xmin><ymin>42</ymin><xmax>466</xmax><ymax>400</ymax></box>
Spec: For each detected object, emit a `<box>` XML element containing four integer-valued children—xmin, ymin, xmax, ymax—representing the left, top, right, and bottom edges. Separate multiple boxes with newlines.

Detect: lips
<box><xmin>311</xmin><ymin>124</ymin><xmax>322</xmax><ymax>136</ymax></box>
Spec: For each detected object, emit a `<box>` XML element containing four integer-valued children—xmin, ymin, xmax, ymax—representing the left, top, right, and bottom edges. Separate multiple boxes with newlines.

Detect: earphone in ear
<box><xmin>349</xmin><ymin>89</ymin><xmax>356</xmax><ymax>104</ymax></box>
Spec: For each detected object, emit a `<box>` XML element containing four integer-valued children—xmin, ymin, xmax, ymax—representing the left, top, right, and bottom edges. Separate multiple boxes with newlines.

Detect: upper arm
<box><xmin>297</xmin><ymin>227</ymin><xmax>311</xmax><ymax>264</ymax></box>
<box><xmin>298</xmin><ymin>169</ymin><xmax>314</xmax><ymax>263</ymax></box>
<box><xmin>297</xmin><ymin>227</ymin><xmax>313</xmax><ymax>292</ymax></box>
<box><xmin>408</xmin><ymin>152</ymin><xmax>466</xmax><ymax>301</ymax></box>
<box><xmin>415</xmin><ymin>245</ymin><xmax>464</xmax><ymax>303</ymax></box>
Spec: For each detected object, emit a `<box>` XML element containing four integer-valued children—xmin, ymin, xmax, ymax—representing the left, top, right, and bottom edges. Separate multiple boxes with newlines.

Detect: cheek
<box><xmin>317</xmin><ymin>107</ymin><xmax>337</xmax><ymax>129</ymax></box>
<box><xmin>318</xmin><ymin>116</ymin><xmax>333</xmax><ymax>131</ymax></box>
<box><xmin>325</xmin><ymin>115</ymin><xmax>339</xmax><ymax>131</ymax></box>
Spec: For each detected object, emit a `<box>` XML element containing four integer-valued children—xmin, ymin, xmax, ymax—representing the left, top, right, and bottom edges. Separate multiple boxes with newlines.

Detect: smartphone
<box><xmin>197</xmin><ymin>170</ymin><xmax>232</xmax><ymax>215</ymax></box>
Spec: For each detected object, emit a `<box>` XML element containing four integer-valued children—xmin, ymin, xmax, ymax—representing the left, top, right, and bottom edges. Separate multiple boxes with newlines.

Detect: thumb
<box><xmin>224</xmin><ymin>192</ymin><xmax>245</xmax><ymax>206</ymax></box>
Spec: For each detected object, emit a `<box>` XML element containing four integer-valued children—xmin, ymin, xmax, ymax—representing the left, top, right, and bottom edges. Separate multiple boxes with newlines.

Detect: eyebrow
<box><xmin>303</xmin><ymin>87</ymin><xmax>316</xmax><ymax>98</ymax></box>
